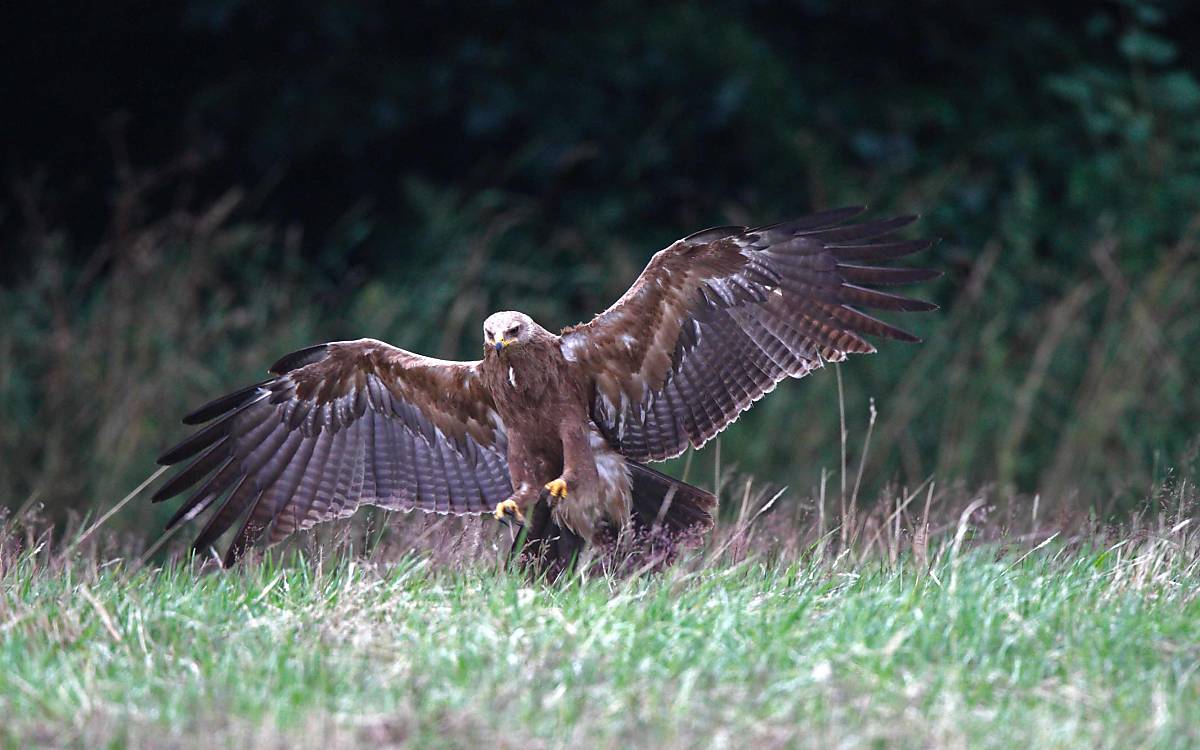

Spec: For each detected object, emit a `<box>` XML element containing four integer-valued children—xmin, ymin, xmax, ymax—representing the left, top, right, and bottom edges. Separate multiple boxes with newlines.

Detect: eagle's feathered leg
<box><xmin>504</xmin><ymin>417</ymin><xmax>599</xmax><ymax>580</ymax></box>
<box><xmin>492</xmin><ymin>426</ymin><xmax>549</xmax><ymax>528</ymax></box>
<box><xmin>543</xmin><ymin>417</ymin><xmax>608</xmax><ymax>542</ymax></box>
<box><xmin>543</xmin><ymin>417</ymin><xmax>598</xmax><ymax>507</ymax></box>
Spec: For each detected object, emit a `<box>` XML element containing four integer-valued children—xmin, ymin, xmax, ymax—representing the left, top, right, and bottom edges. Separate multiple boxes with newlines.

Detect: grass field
<box><xmin>2</xmin><ymin>510</ymin><xmax>1198</xmax><ymax>749</ymax></box>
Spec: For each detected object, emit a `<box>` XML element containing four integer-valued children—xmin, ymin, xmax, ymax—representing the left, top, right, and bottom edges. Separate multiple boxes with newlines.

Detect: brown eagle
<box><xmin>151</xmin><ymin>207</ymin><xmax>938</xmax><ymax>569</ymax></box>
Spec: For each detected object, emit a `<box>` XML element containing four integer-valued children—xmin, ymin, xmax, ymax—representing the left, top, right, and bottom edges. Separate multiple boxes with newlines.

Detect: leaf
<box><xmin>1154</xmin><ymin>71</ymin><xmax>1200</xmax><ymax>112</ymax></box>
<box><xmin>1118</xmin><ymin>29</ymin><xmax>1177</xmax><ymax>64</ymax></box>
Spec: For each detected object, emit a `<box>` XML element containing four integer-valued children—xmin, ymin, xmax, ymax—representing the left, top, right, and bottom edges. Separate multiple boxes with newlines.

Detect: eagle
<box><xmin>150</xmin><ymin>206</ymin><xmax>938</xmax><ymax>570</ymax></box>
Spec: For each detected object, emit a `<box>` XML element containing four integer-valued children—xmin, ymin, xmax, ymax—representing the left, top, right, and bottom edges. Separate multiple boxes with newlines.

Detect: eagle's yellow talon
<box><xmin>544</xmin><ymin>478</ymin><xmax>568</xmax><ymax>501</ymax></box>
<box><xmin>493</xmin><ymin>499</ymin><xmax>524</xmax><ymax>524</ymax></box>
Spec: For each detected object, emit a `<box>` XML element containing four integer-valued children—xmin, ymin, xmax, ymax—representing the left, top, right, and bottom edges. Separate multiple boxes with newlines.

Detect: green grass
<box><xmin>2</xmin><ymin>536</ymin><xmax>1198</xmax><ymax>749</ymax></box>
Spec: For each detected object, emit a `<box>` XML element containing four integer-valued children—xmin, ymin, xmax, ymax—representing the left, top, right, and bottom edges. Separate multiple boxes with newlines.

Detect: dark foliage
<box><xmin>3</xmin><ymin>1</ymin><xmax>1199</xmax><ymax>531</ymax></box>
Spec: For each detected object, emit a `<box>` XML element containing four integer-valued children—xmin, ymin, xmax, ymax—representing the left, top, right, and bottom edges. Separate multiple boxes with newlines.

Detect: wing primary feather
<box><xmin>190</xmin><ymin>417</ymin><xmax>292</xmax><ymax>553</ymax></box>
<box><xmin>834</xmin><ymin>284</ymin><xmax>940</xmax><ymax>312</ymax></box>
<box><xmin>220</xmin><ymin>429</ymin><xmax>307</xmax><ymax>565</ymax></box>
<box><xmin>836</xmin><ymin>264</ymin><xmax>943</xmax><ymax>286</ymax></box>
<box><xmin>182</xmin><ymin>382</ymin><xmax>270</xmax><ymax>425</ymax></box>
<box><xmin>221</xmin><ymin>501</ymin><xmax>266</xmax><ymax>568</ymax></box>
<box><xmin>799</xmin><ymin>215</ymin><xmax>917</xmax><ymax>243</ymax></box>
<box><xmin>251</xmin><ymin>431</ymin><xmax>320</xmax><ymax>553</ymax></box>
<box><xmin>828</xmin><ymin>239</ymin><xmax>934</xmax><ymax>262</ymax></box>
<box><xmin>266</xmin><ymin>431</ymin><xmax>320</xmax><ymax>536</ymax></box>
<box><xmin>164</xmin><ymin>454</ymin><xmax>237</xmax><ymax>531</ymax></box>
<box><xmin>157</xmin><ymin>416</ymin><xmax>231</xmax><ymax>466</ymax></box>
<box><xmin>749</xmin><ymin>206</ymin><xmax>866</xmax><ymax>234</ymax></box>
<box><xmin>152</xmin><ymin>436</ymin><xmax>230</xmax><ymax>502</ymax></box>
<box><xmin>819</xmin><ymin>304</ymin><xmax>922</xmax><ymax>342</ymax></box>
<box><xmin>268</xmin><ymin>344</ymin><xmax>330</xmax><ymax>375</ymax></box>
<box><xmin>192</xmin><ymin>474</ymin><xmax>259</xmax><ymax>556</ymax></box>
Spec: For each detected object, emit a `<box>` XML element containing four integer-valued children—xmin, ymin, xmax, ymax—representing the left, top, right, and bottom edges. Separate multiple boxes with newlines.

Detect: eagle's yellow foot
<box><xmin>493</xmin><ymin>499</ymin><xmax>524</xmax><ymax>526</ymax></box>
<box><xmin>544</xmin><ymin>478</ymin><xmax>568</xmax><ymax>503</ymax></box>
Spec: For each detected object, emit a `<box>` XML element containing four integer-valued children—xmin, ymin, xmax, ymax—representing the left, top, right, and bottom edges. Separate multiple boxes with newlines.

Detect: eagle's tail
<box><xmin>512</xmin><ymin>463</ymin><xmax>715</xmax><ymax>581</ymax></box>
<box><xmin>627</xmin><ymin>461</ymin><xmax>716</xmax><ymax>538</ymax></box>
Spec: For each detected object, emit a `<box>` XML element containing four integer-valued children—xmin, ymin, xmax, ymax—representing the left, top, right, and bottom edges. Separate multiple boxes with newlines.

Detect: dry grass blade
<box><xmin>947</xmin><ymin>497</ymin><xmax>986</xmax><ymax>594</ymax></box>
<box><xmin>861</xmin><ymin>476</ymin><xmax>934</xmax><ymax>560</ymax></box>
<box><xmin>78</xmin><ymin>585</ymin><xmax>123</xmax><ymax>642</ymax></box>
<box><xmin>71</xmin><ymin>466</ymin><xmax>169</xmax><ymax>553</ymax></box>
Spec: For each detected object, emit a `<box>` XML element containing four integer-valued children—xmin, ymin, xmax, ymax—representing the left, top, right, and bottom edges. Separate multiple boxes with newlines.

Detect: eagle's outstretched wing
<box><xmin>152</xmin><ymin>339</ymin><xmax>510</xmax><ymax>565</ymax></box>
<box><xmin>560</xmin><ymin>207</ymin><xmax>939</xmax><ymax>462</ymax></box>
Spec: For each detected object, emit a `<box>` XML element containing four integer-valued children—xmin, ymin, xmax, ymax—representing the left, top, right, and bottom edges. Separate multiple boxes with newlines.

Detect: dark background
<box><xmin>3</xmin><ymin>0</ymin><xmax>1199</xmax><ymax>531</ymax></box>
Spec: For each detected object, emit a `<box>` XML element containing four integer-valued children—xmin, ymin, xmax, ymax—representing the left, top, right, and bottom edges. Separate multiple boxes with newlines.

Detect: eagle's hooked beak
<box><xmin>493</xmin><ymin>339</ymin><xmax>514</xmax><ymax>352</ymax></box>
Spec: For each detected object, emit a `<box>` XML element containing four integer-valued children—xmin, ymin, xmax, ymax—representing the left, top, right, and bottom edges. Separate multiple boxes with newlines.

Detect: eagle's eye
<box><xmin>505</xmin><ymin>326</ymin><xmax>520</xmax><ymax>338</ymax></box>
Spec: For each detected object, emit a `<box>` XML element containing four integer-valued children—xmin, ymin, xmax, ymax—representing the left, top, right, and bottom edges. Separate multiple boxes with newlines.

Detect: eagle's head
<box><xmin>483</xmin><ymin>311</ymin><xmax>542</xmax><ymax>356</ymax></box>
